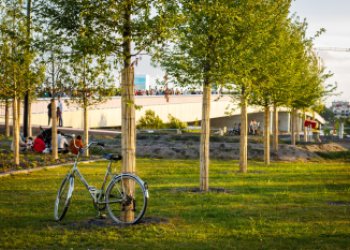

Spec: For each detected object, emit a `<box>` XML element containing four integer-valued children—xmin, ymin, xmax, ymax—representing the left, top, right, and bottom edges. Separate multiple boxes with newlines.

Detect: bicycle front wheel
<box><xmin>106</xmin><ymin>175</ymin><xmax>148</xmax><ymax>224</ymax></box>
<box><xmin>54</xmin><ymin>174</ymin><xmax>74</xmax><ymax>221</ymax></box>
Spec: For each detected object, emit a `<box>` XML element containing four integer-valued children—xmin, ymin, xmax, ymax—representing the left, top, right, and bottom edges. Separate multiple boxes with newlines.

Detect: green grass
<box><xmin>0</xmin><ymin>159</ymin><xmax>349</xmax><ymax>249</ymax></box>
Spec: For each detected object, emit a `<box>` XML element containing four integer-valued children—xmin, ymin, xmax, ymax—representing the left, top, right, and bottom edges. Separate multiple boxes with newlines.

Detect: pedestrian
<box><xmin>56</xmin><ymin>107</ymin><xmax>62</xmax><ymax>127</ymax></box>
<box><xmin>57</xmin><ymin>96</ymin><xmax>63</xmax><ymax>127</ymax></box>
<box><xmin>249</xmin><ymin>120</ymin><xmax>253</xmax><ymax>134</ymax></box>
<box><xmin>252</xmin><ymin>120</ymin><xmax>258</xmax><ymax>135</ymax></box>
<box><xmin>47</xmin><ymin>101</ymin><xmax>52</xmax><ymax>126</ymax></box>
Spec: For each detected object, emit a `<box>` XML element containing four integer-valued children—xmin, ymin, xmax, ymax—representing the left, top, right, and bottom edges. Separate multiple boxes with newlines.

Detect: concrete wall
<box><xmin>0</xmin><ymin>97</ymin><xmax>312</xmax><ymax>133</ymax></box>
<box><xmin>0</xmin><ymin>95</ymin><xmax>234</xmax><ymax>129</ymax></box>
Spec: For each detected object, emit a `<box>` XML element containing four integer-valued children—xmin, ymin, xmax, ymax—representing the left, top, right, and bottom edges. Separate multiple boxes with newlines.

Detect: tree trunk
<box><xmin>23</xmin><ymin>0</ymin><xmax>32</xmax><ymax>138</ymax></box>
<box><xmin>272</xmin><ymin>104</ymin><xmax>278</xmax><ymax>154</ymax></box>
<box><xmin>264</xmin><ymin>105</ymin><xmax>270</xmax><ymax>165</ymax></box>
<box><xmin>239</xmin><ymin>95</ymin><xmax>248</xmax><ymax>173</ymax></box>
<box><xmin>5</xmin><ymin>99</ymin><xmax>10</xmax><ymax>137</ymax></box>
<box><xmin>120</xmin><ymin>1</ymin><xmax>136</xmax><ymax>223</ymax></box>
<box><xmin>17</xmin><ymin>97</ymin><xmax>21</xmax><ymax>129</ymax></box>
<box><xmin>303</xmin><ymin>112</ymin><xmax>307</xmax><ymax>142</ymax></box>
<box><xmin>51</xmin><ymin>99</ymin><xmax>58</xmax><ymax>160</ymax></box>
<box><xmin>28</xmin><ymin>100</ymin><xmax>32</xmax><ymax>137</ymax></box>
<box><xmin>121</xmin><ymin>67</ymin><xmax>135</xmax><ymax>170</ymax></box>
<box><xmin>12</xmin><ymin>97</ymin><xmax>20</xmax><ymax>166</ymax></box>
<box><xmin>291</xmin><ymin>108</ymin><xmax>297</xmax><ymax>146</ymax></box>
<box><xmin>296</xmin><ymin>111</ymin><xmax>300</xmax><ymax>142</ymax></box>
<box><xmin>121</xmin><ymin>66</ymin><xmax>136</xmax><ymax>222</ymax></box>
<box><xmin>83</xmin><ymin>105</ymin><xmax>89</xmax><ymax>157</ymax></box>
<box><xmin>200</xmin><ymin>81</ymin><xmax>211</xmax><ymax>192</ymax></box>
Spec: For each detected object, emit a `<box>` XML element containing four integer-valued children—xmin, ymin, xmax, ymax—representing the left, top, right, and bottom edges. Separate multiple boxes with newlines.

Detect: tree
<box><xmin>40</xmin><ymin>0</ymin><xmax>177</xmax><ymax>221</ymax></box>
<box><xmin>0</xmin><ymin>32</ymin><xmax>12</xmax><ymax>138</ymax></box>
<box><xmin>223</xmin><ymin>0</ymin><xmax>291</xmax><ymax>172</ymax></box>
<box><xmin>248</xmin><ymin>1</ymin><xmax>291</xmax><ymax>165</ymax></box>
<box><xmin>0</xmin><ymin>0</ymin><xmax>32</xmax><ymax>165</ymax></box>
<box><xmin>283</xmin><ymin>20</ymin><xmax>334</xmax><ymax>146</ymax></box>
<box><xmin>67</xmin><ymin>52</ymin><xmax>114</xmax><ymax>156</ymax></box>
<box><xmin>154</xmin><ymin>0</ymin><xmax>240</xmax><ymax>191</ymax></box>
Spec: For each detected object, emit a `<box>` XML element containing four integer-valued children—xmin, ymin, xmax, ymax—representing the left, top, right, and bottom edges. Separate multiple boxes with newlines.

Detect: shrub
<box><xmin>137</xmin><ymin>110</ymin><xmax>164</xmax><ymax>129</ymax></box>
<box><xmin>167</xmin><ymin>114</ymin><xmax>188</xmax><ymax>129</ymax></box>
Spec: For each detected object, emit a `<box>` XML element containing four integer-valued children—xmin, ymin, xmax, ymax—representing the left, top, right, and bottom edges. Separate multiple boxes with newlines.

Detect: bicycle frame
<box><xmin>55</xmin><ymin>140</ymin><xmax>149</xmax><ymax>224</ymax></box>
<box><xmin>69</xmin><ymin>146</ymin><xmax>114</xmax><ymax>205</ymax></box>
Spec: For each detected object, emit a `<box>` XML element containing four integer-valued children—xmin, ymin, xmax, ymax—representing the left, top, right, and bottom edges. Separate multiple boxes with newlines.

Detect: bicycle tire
<box><xmin>54</xmin><ymin>174</ymin><xmax>74</xmax><ymax>221</ymax></box>
<box><xmin>105</xmin><ymin>175</ymin><xmax>148</xmax><ymax>224</ymax></box>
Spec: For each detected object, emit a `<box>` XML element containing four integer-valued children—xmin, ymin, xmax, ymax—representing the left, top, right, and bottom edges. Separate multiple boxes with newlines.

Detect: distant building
<box><xmin>331</xmin><ymin>101</ymin><xmax>350</xmax><ymax>118</ymax></box>
<box><xmin>134</xmin><ymin>75</ymin><xmax>151</xmax><ymax>90</ymax></box>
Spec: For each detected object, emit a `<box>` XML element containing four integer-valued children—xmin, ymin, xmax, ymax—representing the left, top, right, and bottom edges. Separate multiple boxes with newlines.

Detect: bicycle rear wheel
<box><xmin>54</xmin><ymin>174</ymin><xmax>74</xmax><ymax>221</ymax></box>
<box><xmin>105</xmin><ymin>175</ymin><xmax>148</xmax><ymax>224</ymax></box>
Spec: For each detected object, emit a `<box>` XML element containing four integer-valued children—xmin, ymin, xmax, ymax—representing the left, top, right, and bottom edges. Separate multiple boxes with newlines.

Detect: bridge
<box><xmin>0</xmin><ymin>95</ymin><xmax>296</xmax><ymax>132</ymax></box>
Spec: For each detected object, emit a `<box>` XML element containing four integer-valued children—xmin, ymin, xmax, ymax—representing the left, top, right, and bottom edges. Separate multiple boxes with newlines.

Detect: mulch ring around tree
<box><xmin>170</xmin><ymin>187</ymin><xmax>234</xmax><ymax>194</ymax></box>
<box><xmin>62</xmin><ymin>216</ymin><xmax>169</xmax><ymax>229</ymax></box>
<box><xmin>327</xmin><ymin>201</ymin><xmax>350</xmax><ymax>206</ymax></box>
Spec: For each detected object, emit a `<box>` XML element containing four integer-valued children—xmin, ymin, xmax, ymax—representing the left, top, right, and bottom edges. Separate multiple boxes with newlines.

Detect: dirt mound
<box><xmin>133</xmin><ymin>134</ymin><xmax>349</xmax><ymax>161</ymax></box>
<box><xmin>301</xmin><ymin>143</ymin><xmax>347</xmax><ymax>152</ymax></box>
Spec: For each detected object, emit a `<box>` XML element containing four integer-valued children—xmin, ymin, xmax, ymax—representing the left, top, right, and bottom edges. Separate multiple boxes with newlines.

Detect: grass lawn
<box><xmin>0</xmin><ymin>159</ymin><xmax>349</xmax><ymax>249</ymax></box>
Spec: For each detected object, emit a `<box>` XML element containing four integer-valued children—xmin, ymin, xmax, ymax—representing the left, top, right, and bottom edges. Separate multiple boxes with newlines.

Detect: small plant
<box><xmin>167</xmin><ymin>114</ymin><xmax>188</xmax><ymax>129</ymax></box>
<box><xmin>137</xmin><ymin>110</ymin><xmax>164</xmax><ymax>129</ymax></box>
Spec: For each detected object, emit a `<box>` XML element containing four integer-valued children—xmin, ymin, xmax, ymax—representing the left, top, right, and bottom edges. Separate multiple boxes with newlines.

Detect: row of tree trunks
<box><xmin>200</xmin><ymin>81</ymin><xmax>211</xmax><ymax>192</ymax></box>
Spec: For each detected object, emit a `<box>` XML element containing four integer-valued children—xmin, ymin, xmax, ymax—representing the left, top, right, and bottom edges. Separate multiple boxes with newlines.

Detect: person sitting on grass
<box><xmin>32</xmin><ymin>134</ymin><xmax>46</xmax><ymax>153</ymax></box>
<box><xmin>69</xmin><ymin>135</ymin><xmax>83</xmax><ymax>155</ymax></box>
<box><xmin>11</xmin><ymin>134</ymin><xmax>28</xmax><ymax>152</ymax></box>
<box><xmin>57</xmin><ymin>131</ymin><xmax>69</xmax><ymax>153</ymax></box>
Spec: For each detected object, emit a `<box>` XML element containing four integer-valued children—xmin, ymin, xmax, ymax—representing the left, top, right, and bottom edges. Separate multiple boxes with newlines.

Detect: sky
<box><xmin>290</xmin><ymin>0</ymin><xmax>350</xmax><ymax>106</ymax></box>
<box><xmin>134</xmin><ymin>0</ymin><xmax>350</xmax><ymax>106</ymax></box>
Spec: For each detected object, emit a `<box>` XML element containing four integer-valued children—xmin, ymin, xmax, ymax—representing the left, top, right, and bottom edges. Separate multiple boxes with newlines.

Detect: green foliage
<box><xmin>0</xmin><ymin>160</ymin><xmax>350</xmax><ymax>249</ymax></box>
<box><xmin>167</xmin><ymin>114</ymin><xmax>188</xmax><ymax>129</ymax></box>
<box><xmin>137</xmin><ymin>110</ymin><xmax>164</xmax><ymax>129</ymax></box>
<box><xmin>154</xmin><ymin>0</ymin><xmax>241</xmax><ymax>88</ymax></box>
<box><xmin>316</xmin><ymin>151</ymin><xmax>350</xmax><ymax>160</ymax></box>
<box><xmin>0</xmin><ymin>0</ymin><xmax>45</xmax><ymax>101</ymax></box>
<box><xmin>320</xmin><ymin>106</ymin><xmax>336</xmax><ymax>124</ymax></box>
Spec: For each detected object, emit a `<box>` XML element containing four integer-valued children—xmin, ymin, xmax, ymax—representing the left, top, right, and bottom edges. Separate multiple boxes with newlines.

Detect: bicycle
<box><xmin>54</xmin><ymin>140</ymin><xmax>149</xmax><ymax>224</ymax></box>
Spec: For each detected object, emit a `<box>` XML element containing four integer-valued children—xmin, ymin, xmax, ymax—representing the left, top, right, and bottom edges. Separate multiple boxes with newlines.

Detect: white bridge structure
<box><xmin>0</xmin><ymin>95</ymin><xmax>323</xmax><ymax>133</ymax></box>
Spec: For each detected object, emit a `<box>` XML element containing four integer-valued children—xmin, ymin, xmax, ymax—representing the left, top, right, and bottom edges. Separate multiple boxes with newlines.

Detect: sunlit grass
<box><xmin>0</xmin><ymin>159</ymin><xmax>349</xmax><ymax>249</ymax></box>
